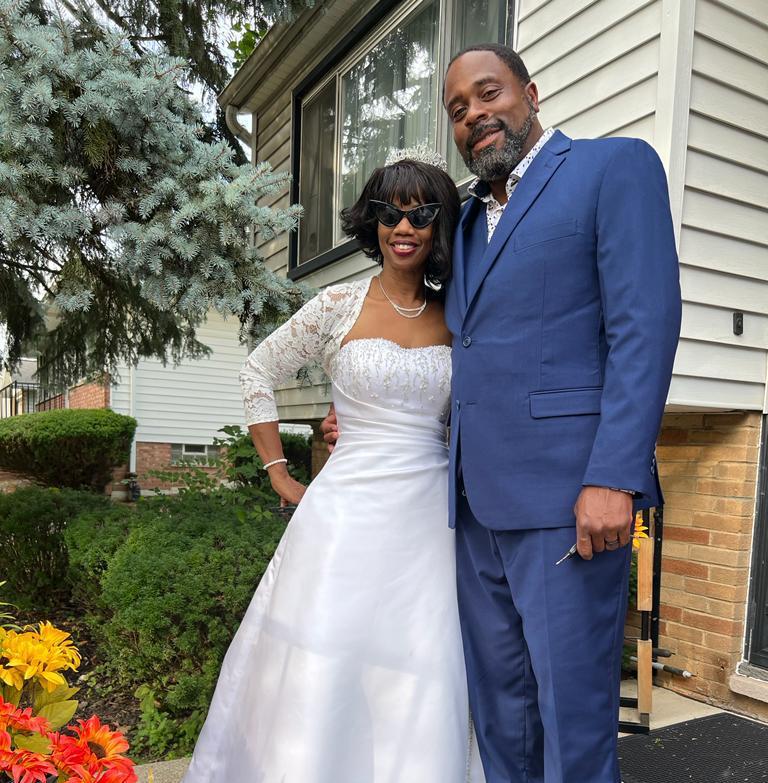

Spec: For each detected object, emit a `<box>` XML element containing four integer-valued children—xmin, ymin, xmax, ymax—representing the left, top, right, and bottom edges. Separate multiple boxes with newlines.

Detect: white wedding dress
<box><xmin>182</xmin><ymin>278</ymin><xmax>484</xmax><ymax>783</ymax></box>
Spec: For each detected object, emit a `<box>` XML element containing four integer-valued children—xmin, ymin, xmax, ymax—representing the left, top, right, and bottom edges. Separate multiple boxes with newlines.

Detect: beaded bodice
<box><xmin>239</xmin><ymin>279</ymin><xmax>451</xmax><ymax>426</ymax></box>
<box><xmin>331</xmin><ymin>338</ymin><xmax>451</xmax><ymax>422</ymax></box>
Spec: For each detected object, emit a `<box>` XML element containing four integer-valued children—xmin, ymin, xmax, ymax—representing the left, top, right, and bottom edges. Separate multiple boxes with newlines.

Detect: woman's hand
<box><xmin>268</xmin><ymin>465</ymin><xmax>307</xmax><ymax>506</ymax></box>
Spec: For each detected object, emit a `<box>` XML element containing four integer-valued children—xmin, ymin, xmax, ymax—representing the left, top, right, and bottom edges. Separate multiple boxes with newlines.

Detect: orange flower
<box><xmin>632</xmin><ymin>512</ymin><xmax>650</xmax><ymax>550</ymax></box>
<box><xmin>0</xmin><ymin>701</ymin><xmax>51</xmax><ymax>736</ymax></box>
<box><xmin>55</xmin><ymin>717</ymin><xmax>136</xmax><ymax>783</ymax></box>
<box><xmin>0</xmin><ymin>747</ymin><xmax>57</xmax><ymax>783</ymax></box>
<box><xmin>67</xmin><ymin>766</ymin><xmax>138</xmax><ymax>782</ymax></box>
<box><xmin>49</xmin><ymin>730</ymin><xmax>90</xmax><ymax>778</ymax></box>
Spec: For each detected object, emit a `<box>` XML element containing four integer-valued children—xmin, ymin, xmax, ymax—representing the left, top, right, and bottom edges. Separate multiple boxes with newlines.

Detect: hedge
<box><xmin>0</xmin><ymin>486</ymin><xmax>114</xmax><ymax>609</ymax></box>
<box><xmin>0</xmin><ymin>408</ymin><xmax>136</xmax><ymax>490</ymax></box>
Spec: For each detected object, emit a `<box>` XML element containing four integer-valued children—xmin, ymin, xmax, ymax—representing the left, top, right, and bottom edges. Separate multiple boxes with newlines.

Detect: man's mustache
<box><xmin>467</xmin><ymin>120</ymin><xmax>507</xmax><ymax>151</ymax></box>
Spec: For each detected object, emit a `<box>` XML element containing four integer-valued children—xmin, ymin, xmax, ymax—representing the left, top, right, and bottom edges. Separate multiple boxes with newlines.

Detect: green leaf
<box><xmin>14</xmin><ymin>732</ymin><xmax>51</xmax><ymax>754</ymax></box>
<box><xmin>33</xmin><ymin>682</ymin><xmax>80</xmax><ymax>711</ymax></box>
<box><xmin>1</xmin><ymin>684</ymin><xmax>22</xmax><ymax>706</ymax></box>
<box><xmin>37</xmin><ymin>699</ymin><xmax>79</xmax><ymax>730</ymax></box>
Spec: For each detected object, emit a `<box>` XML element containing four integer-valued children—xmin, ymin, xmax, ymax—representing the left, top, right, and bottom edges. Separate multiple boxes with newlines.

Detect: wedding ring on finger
<box><xmin>604</xmin><ymin>537</ymin><xmax>620</xmax><ymax>549</ymax></box>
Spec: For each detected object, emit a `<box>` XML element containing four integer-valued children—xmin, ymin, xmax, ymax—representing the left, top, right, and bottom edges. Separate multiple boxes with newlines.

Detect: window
<box><xmin>298</xmin><ymin>80</ymin><xmax>336</xmax><ymax>264</ymax></box>
<box><xmin>170</xmin><ymin>443</ymin><xmax>220</xmax><ymax>465</ymax></box>
<box><xmin>293</xmin><ymin>0</ymin><xmax>511</xmax><ymax>270</ymax></box>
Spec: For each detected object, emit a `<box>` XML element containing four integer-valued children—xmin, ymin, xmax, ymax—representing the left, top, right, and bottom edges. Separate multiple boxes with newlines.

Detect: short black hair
<box><xmin>446</xmin><ymin>43</ymin><xmax>531</xmax><ymax>87</ymax></box>
<box><xmin>340</xmin><ymin>160</ymin><xmax>460</xmax><ymax>288</ymax></box>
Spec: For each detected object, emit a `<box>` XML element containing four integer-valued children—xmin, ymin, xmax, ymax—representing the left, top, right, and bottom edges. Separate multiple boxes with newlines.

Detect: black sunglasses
<box><xmin>369</xmin><ymin>200</ymin><xmax>442</xmax><ymax>229</ymax></box>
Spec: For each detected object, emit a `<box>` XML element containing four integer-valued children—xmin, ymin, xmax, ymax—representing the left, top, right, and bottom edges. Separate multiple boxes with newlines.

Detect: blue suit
<box><xmin>445</xmin><ymin>131</ymin><xmax>681</xmax><ymax>782</ymax></box>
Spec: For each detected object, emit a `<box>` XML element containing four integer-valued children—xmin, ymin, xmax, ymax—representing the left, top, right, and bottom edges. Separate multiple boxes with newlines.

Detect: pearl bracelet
<box><xmin>263</xmin><ymin>458</ymin><xmax>288</xmax><ymax>470</ymax></box>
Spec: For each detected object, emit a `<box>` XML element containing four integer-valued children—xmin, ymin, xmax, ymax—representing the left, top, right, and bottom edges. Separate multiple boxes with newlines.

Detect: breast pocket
<box><xmin>514</xmin><ymin>219</ymin><xmax>579</xmax><ymax>252</ymax></box>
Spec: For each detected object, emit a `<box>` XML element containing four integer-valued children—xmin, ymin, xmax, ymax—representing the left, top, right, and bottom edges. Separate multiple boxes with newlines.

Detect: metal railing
<box><xmin>0</xmin><ymin>382</ymin><xmax>63</xmax><ymax>418</ymax></box>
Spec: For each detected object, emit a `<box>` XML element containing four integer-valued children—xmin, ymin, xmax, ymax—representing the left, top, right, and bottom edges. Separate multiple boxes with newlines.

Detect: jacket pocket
<box><xmin>514</xmin><ymin>219</ymin><xmax>579</xmax><ymax>251</ymax></box>
<box><xmin>529</xmin><ymin>386</ymin><xmax>603</xmax><ymax>419</ymax></box>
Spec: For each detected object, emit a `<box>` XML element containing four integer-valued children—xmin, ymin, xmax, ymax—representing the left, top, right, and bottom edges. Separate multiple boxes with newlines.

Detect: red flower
<box><xmin>49</xmin><ymin>730</ymin><xmax>90</xmax><ymax>778</ymax></box>
<box><xmin>53</xmin><ymin>717</ymin><xmax>136</xmax><ymax>783</ymax></box>
<box><xmin>0</xmin><ymin>747</ymin><xmax>57</xmax><ymax>783</ymax></box>
<box><xmin>0</xmin><ymin>701</ymin><xmax>50</xmax><ymax>736</ymax></box>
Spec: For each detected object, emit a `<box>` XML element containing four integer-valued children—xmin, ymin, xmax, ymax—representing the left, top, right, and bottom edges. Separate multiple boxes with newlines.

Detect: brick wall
<box><xmin>132</xmin><ymin>442</ymin><xmax>223</xmax><ymax>492</ymax></box>
<box><xmin>654</xmin><ymin>411</ymin><xmax>767</xmax><ymax>720</ymax></box>
<box><xmin>36</xmin><ymin>393</ymin><xmax>65</xmax><ymax>412</ymax></box>
<box><xmin>68</xmin><ymin>377</ymin><xmax>110</xmax><ymax>409</ymax></box>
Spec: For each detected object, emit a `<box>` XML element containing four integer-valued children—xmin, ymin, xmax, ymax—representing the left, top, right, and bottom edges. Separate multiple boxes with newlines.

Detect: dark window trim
<box><xmin>288</xmin><ymin>0</ymin><xmax>511</xmax><ymax>279</ymax></box>
<box><xmin>289</xmin><ymin>0</ymin><xmax>405</xmax><ymax>279</ymax></box>
<box><xmin>747</xmin><ymin>414</ymin><xmax>768</xmax><ymax>668</ymax></box>
<box><xmin>287</xmin><ymin>239</ymin><xmax>361</xmax><ymax>280</ymax></box>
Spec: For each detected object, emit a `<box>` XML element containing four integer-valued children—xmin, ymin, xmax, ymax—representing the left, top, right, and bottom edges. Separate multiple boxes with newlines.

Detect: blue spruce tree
<box><xmin>0</xmin><ymin>0</ymin><xmax>309</xmax><ymax>385</ymax></box>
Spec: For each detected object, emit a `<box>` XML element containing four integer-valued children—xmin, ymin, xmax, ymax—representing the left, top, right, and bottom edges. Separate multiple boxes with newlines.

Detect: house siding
<box><xmin>238</xmin><ymin>0</ymin><xmax>768</xmax><ymax>418</ymax></box>
<box><xmin>517</xmin><ymin>0</ymin><xmax>768</xmax><ymax>413</ymax></box>
<box><xmin>110</xmin><ymin>310</ymin><xmax>247</xmax><ymax>443</ymax></box>
<box><xmin>674</xmin><ymin>0</ymin><xmax>768</xmax><ymax>412</ymax></box>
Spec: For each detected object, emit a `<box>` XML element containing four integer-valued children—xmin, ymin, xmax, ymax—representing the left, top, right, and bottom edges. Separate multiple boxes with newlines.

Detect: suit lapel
<box><xmin>450</xmin><ymin>198</ymin><xmax>483</xmax><ymax>318</ymax></box>
<box><xmin>464</xmin><ymin>131</ymin><xmax>572</xmax><ymax>315</ymax></box>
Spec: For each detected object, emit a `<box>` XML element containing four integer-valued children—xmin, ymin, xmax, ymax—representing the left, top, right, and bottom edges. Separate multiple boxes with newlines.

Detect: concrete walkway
<box><xmin>136</xmin><ymin>758</ymin><xmax>189</xmax><ymax>783</ymax></box>
<box><xmin>134</xmin><ymin>683</ymin><xmax>725</xmax><ymax>782</ymax></box>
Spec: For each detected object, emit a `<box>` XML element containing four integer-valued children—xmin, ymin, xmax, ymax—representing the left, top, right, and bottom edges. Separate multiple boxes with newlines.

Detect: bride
<box><xmin>182</xmin><ymin>151</ymin><xmax>484</xmax><ymax>783</ymax></box>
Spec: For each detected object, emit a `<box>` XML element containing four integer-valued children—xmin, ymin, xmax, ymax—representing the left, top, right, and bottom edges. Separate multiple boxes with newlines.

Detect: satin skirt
<box><xmin>182</xmin><ymin>385</ymin><xmax>484</xmax><ymax>783</ymax></box>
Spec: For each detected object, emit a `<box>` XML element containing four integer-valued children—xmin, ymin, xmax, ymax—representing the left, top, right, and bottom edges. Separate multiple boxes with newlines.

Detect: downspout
<box><xmin>224</xmin><ymin>104</ymin><xmax>259</xmax><ymax>249</ymax></box>
<box><xmin>225</xmin><ymin>105</ymin><xmax>255</xmax><ymax>158</ymax></box>
<box><xmin>128</xmin><ymin>364</ymin><xmax>137</xmax><ymax>473</ymax></box>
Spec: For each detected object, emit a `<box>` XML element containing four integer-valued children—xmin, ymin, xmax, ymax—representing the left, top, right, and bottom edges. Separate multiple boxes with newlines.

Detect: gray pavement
<box><xmin>133</xmin><ymin>683</ymin><xmax>726</xmax><ymax>782</ymax></box>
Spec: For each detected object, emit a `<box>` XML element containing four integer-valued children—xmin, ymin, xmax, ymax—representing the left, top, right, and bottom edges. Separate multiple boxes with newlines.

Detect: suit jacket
<box><xmin>445</xmin><ymin>130</ymin><xmax>682</xmax><ymax>530</ymax></box>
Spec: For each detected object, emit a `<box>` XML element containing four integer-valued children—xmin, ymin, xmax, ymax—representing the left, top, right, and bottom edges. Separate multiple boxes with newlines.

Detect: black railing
<box><xmin>0</xmin><ymin>382</ymin><xmax>63</xmax><ymax>418</ymax></box>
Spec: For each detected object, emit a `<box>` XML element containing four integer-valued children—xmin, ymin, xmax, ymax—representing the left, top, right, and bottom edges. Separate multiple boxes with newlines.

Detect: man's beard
<box><xmin>464</xmin><ymin>102</ymin><xmax>536</xmax><ymax>182</ymax></box>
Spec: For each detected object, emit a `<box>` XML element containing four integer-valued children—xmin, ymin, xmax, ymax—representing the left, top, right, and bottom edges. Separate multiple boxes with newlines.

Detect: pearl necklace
<box><xmin>377</xmin><ymin>275</ymin><xmax>427</xmax><ymax>319</ymax></box>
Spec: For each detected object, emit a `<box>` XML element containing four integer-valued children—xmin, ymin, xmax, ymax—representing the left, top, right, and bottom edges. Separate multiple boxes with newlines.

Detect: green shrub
<box><xmin>215</xmin><ymin>425</ymin><xmax>312</xmax><ymax>489</ymax></box>
<box><xmin>0</xmin><ymin>486</ymin><xmax>113</xmax><ymax>609</ymax></box>
<box><xmin>93</xmin><ymin>488</ymin><xmax>284</xmax><ymax>758</ymax></box>
<box><xmin>64</xmin><ymin>503</ymin><xmax>139</xmax><ymax>610</ymax></box>
<box><xmin>0</xmin><ymin>408</ymin><xmax>137</xmax><ymax>491</ymax></box>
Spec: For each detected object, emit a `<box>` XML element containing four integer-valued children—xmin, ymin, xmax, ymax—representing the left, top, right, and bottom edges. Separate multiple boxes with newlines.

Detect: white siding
<box><xmin>518</xmin><ymin>0</ymin><xmax>662</xmax><ymax>142</ymax></box>
<box><xmin>111</xmin><ymin>311</ymin><xmax>248</xmax><ymax>443</ymax></box>
<box><xmin>254</xmin><ymin>50</ymin><xmax>377</xmax><ymax>421</ymax></box>
<box><xmin>675</xmin><ymin>0</ymin><xmax>768</xmax><ymax>410</ymax></box>
<box><xmin>241</xmin><ymin>0</ymin><xmax>768</xmax><ymax>418</ymax></box>
<box><xmin>520</xmin><ymin>0</ymin><xmax>768</xmax><ymax>411</ymax></box>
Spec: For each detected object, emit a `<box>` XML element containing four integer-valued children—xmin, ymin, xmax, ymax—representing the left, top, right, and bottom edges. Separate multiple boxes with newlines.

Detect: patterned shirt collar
<box><xmin>467</xmin><ymin>127</ymin><xmax>556</xmax><ymax>204</ymax></box>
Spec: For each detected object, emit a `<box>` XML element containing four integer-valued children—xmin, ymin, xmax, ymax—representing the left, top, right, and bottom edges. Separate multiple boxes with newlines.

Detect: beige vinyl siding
<box><xmin>243</xmin><ymin>0</ymin><xmax>768</xmax><ymax>420</ymax></box>
<box><xmin>111</xmin><ymin>311</ymin><xmax>247</xmax><ymax>443</ymax></box>
<box><xmin>519</xmin><ymin>0</ymin><xmax>768</xmax><ymax>412</ymax></box>
<box><xmin>253</xmin><ymin>44</ymin><xmax>377</xmax><ymax>420</ymax></box>
<box><xmin>672</xmin><ymin>0</ymin><xmax>768</xmax><ymax>411</ymax></box>
<box><xmin>517</xmin><ymin>0</ymin><xmax>662</xmax><ymax>141</ymax></box>
<box><xmin>255</xmin><ymin>98</ymin><xmax>293</xmax><ymax>278</ymax></box>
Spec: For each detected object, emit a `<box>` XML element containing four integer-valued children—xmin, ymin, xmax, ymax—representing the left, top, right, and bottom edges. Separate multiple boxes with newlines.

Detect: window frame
<box><xmin>170</xmin><ymin>443</ymin><xmax>220</xmax><ymax>466</ymax></box>
<box><xmin>288</xmin><ymin>0</ymin><xmax>513</xmax><ymax>279</ymax></box>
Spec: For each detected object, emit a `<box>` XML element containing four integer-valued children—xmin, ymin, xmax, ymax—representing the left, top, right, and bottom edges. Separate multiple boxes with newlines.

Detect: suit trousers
<box><xmin>455</xmin><ymin>490</ymin><xmax>631</xmax><ymax>783</ymax></box>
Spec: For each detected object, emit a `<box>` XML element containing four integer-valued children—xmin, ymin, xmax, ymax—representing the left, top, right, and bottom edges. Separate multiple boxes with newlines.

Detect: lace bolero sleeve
<box><xmin>239</xmin><ymin>279</ymin><xmax>369</xmax><ymax>425</ymax></box>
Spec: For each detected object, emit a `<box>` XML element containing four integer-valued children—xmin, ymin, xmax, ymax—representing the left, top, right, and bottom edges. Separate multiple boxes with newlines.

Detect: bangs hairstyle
<box><xmin>340</xmin><ymin>160</ymin><xmax>461</xmax><ymax>288</ymax></box>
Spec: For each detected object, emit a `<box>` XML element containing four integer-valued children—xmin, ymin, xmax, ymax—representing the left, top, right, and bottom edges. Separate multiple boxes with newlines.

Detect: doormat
<box><xmin>618</xmin><ymin>713</ymin><xmax>768</xmax><ymax>782</ymax></box>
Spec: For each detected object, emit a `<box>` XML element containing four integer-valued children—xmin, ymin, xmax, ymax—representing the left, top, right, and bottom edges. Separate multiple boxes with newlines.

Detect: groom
<box><xmin>324</xmin><ymin>43</ymin><xmax>681</xmax><ymax>782</ymax></box>
<box><xmin>440</xmin><ymin>44</ymin><xmax>681</xmax><ymax>782</ymax></box>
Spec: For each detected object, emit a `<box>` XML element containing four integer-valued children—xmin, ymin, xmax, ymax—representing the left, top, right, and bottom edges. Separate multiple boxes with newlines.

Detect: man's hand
<box><xmin>573</xmin><ymin>486</ymin><xmax>633</xmax><ymax>560</ymax></box>
<box><xmin>320</xmin><ymin>404</ymin><xmax>339</xmax><ymax>453</ymax></box>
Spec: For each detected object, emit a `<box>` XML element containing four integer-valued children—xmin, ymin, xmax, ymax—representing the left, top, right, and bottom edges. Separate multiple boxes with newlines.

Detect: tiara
<box><xmin>384</xmin><ymin>144</ymin><xmax>448</xmax><ymax>172</ymax></box>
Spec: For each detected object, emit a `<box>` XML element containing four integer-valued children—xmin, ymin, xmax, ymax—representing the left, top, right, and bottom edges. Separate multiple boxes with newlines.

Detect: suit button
<box><xmin>462</xmin><ymin>336</ymin><xmax>472</xmax><ymax>347</ymax></box>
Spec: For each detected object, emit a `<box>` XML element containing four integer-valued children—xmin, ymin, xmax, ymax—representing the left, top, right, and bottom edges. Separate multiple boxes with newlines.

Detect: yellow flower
<box><xmin>0</xmin><ymin>622</ymin><xmax>80</xmax><ymax>694</ymax></box>
<box><xmin>632</xmin><ymin>512</ymin><xmax>650</xmax><ymax>550</ymax></box>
